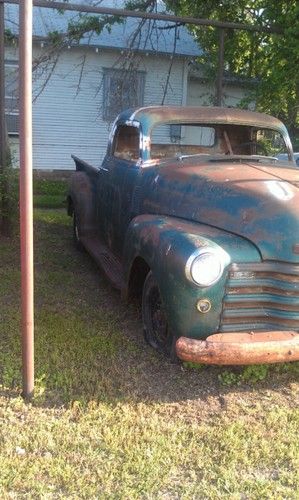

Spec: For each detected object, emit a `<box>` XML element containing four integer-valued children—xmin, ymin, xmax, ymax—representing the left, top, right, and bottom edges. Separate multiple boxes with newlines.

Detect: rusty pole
<box><xmin>19</xmin><ymin>0</ymin><xmax>34</xmax><ymax>398</ymax></box>
<box><xmin>5</xmin><ymin>0</ymin><xmax>285</xmax><ymax>35</ymax></box>
<box><xmin>215</xmin><ymin>28</ymin><xmax>225</xmax><ymax>106</ymax></box>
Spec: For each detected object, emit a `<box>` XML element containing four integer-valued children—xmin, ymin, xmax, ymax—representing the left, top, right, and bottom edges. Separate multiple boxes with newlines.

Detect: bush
<box><xmin>0</xmin><ymin>168</ymin><xmax>19</xmax><ymax>236</ymax></box>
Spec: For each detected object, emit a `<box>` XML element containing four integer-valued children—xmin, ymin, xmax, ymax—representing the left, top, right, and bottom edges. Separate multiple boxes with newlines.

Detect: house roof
<box><xmin>5</xmin><ymin>0</ymin><xmax>201</xmax><ymax>57</ymax></box>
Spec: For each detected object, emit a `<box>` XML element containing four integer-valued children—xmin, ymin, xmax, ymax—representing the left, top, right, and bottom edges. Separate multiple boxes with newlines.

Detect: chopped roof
<box><xmin>5</xmin><ymin>0</ymin><xmax>201</xmax><ymax>57</ymax></box>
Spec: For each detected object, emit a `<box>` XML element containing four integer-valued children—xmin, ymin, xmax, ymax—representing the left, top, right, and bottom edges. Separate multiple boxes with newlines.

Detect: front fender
<box><xmin>123</xmin><ymin>215</ymin><xmax>261</xmax><ymax>340</ymax></box>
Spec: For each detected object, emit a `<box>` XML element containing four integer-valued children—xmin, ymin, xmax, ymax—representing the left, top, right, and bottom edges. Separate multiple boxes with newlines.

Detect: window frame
<box><xmin>102</xmin><ymin>67</ymin><xmax>145</xmax><ymax>122</ymax></box>
<box><xmin>4</xmin><ymin>59</ymin><xmax>19</xmax><ymax>136</ymax></box>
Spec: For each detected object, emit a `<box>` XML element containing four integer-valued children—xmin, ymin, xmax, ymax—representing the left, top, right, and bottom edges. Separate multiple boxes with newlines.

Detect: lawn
<box><xmin>0</xmin><ymin>191</ymin><xmax>299</xmax><ymax>498</ymax></box>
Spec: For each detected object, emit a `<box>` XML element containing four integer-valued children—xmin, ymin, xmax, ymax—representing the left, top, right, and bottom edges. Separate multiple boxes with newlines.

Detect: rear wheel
<box><xmin>142</xmin><ymin>271</ymin><xmax>177</xmax><ymax>361</ymax></box>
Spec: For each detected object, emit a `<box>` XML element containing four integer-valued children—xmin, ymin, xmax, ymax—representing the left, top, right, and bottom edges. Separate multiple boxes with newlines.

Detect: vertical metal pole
<box><xmin>19</xmin><ymin>0</ymin><xmax>34</xmax><ymax>398</ymax></box>
<box><xmin>215</xmin><ymin>28</ymin><xmax>225</xmax><ymax>106</ymax></box>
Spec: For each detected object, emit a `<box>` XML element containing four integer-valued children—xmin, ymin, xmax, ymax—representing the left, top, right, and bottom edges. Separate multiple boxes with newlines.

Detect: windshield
<box><xmin>150</xmin><ymin>123</ymin><xmax>290</xmax><ymax>162</ymax></box>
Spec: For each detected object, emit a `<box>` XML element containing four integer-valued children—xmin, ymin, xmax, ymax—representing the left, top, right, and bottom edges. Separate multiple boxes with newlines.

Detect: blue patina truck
<box><xmin>67</xmin><ymin>106</ymin><xmax>299</xmax><ymax>365</ymax></box>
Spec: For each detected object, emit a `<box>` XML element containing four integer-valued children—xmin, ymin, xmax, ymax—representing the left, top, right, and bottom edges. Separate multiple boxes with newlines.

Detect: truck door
<box><xmin>97</xmin><ymin>122</ymin><xmax>141</xmax><ymax>256</ymax></box>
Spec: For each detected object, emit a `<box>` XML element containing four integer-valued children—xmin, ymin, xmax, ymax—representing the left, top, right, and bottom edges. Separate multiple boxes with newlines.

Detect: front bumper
<box><xmin>176</xmin><ymin>331</ymin><xmax>299</xmax><ymax>365</ymax></box>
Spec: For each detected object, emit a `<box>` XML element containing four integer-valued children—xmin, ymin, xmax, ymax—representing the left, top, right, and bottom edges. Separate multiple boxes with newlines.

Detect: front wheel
<box><xmin>142</xmin><ymin>271</ymin><xmax>177</xmax><ymax>361</ymax></box>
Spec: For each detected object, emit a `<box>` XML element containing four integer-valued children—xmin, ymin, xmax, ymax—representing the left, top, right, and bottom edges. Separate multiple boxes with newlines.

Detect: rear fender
<box><xmin>68</xmin><ymin>171</ymin><xmax>96</xmax><ymax>236</ymax></box>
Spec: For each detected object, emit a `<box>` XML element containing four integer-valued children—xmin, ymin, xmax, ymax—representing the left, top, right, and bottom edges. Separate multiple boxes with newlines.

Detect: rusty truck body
<box><xmin>67</xmin><ymin>106</ymin><xmax>299</xmax><ymax>365</ymax></box>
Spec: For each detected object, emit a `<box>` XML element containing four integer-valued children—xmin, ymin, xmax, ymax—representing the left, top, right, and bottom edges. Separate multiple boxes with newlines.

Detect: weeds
<box><xmin>219</xmin><ymin>365</ymin><xmax>270</xmax><ymax>386</ymax></box>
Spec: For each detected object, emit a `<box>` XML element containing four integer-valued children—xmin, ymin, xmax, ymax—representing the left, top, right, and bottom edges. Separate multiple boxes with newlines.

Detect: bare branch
<box><xmin>32</xmin><ymin>52</ymin><xmax>60</xmax><ymax>101</ymax></box>
<box><xmin>161</xmin><ymin>24</ymin><xmax>178</xmax><ymax>105</ymax></box>
<box><xmin>158</xmin><ymin>22</ymin><xmax>184</xmax><ymax>30</ymax></box>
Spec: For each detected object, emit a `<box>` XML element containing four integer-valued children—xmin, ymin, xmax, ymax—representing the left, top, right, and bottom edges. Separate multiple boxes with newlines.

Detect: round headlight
<box><xmin>186</xmin><ymin>248</ymin><xmax>226</xmax><ymax>287</ymax></box>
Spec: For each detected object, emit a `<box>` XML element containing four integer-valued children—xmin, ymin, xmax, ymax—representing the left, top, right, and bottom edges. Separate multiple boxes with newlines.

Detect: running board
<box><xmin>81</xmin><ymin>236</ymin><xmax>124</xmax><ymax>290</ymax></box>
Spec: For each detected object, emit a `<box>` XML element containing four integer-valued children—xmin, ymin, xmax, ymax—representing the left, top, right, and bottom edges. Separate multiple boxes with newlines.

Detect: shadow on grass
<box><xmin>1</xmin><ymin>209</ymin><xmax>298</xmax><ymax>411</ymax></box>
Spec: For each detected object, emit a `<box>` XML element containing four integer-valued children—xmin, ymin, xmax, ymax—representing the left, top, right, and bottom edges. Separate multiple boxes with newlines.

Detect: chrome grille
<box><xmin>220</xmin><ymin>262</ymin><xmax>299</xmax><ymax>332</ymax></box>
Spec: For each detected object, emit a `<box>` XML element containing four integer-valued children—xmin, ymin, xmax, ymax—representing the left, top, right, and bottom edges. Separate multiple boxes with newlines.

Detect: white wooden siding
<box><xmin>187</xmin><ymin>78</ymin><xmax>253</xmax><ymax>108</ymax></box>
<box><xmin>4</xmin><ymin>46</ymin><xmax>19</xmax><ymax>166</ymax></box>
<box><xmin>30</xmin><ymin>47</ymin><xmax>187</xmax><ymax>170</ymax></box>
<box><xmin>5</xmin><ymin>43</ymin><xmax>252</xmax><ymax>171</ymax></box>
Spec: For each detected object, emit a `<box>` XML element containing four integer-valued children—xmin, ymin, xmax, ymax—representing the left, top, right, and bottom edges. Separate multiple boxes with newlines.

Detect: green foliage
<box><xmin>47</xmin><ymin>12</ymin><xmax>124</xmax><ymax>50</ymax></box>
<box><xmin>33</xmin><ymin>178</ymin><xmax>67</xmax><ymax>196</ymax></box>
<box><xmin>218</xmin><ymin>369</ymin><xmax>240</xmax><ymax>386</ymax></box>
<box><xmin>67</xmin><ymin>14</ymin><xmax>124</xmax><ymax>41</ymax></box>
<box><xmin>4</xmin><ymin>28</ymin><xmax>17</xmax><ymax>44</ymax></box>
<box><xmin>165</xmin><ymin>0</ymin><xmax>299</xmax><ymax>140</ymax></box>
<box><xmin>273</xmin><ymin>361</ymin><xmax>299</xmax><ymax>376</ymax></box>
<box><xmin>0</xmin><ymin>167</ymin><xmax>19</xmax><ymax>235</ymax></box>
<box><xmin>19</xmin><ymin>0</ymin><xmax>299</xmax><ymax>141</ymax></box>
<box><xmin>126</xmin><ymin>0</ymin><xmax>156</xmax><ymax>10</ymax></box>
<box><xmin>218</xmin><ymin>361</ymin><xmax>299</xmax><ymax>386</ymax></box>
<box><xmin>183</xmin><ymin>360</ymin><xmax>205</xmax><ymax>370</ymax></box>
<box><xmin>242</xmin><ymin>364</ymin><xmax>269</xmax><ymax>383</ymax></box>
<box><xmin>47</xmin><ymin>30</ymin><xmax>63</xmax><ymax>46</ymax></box>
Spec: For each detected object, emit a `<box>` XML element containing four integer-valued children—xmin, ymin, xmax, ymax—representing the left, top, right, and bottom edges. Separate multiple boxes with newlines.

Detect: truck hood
<box><xmin>141</xmin><ymin>158</ymin><xmax>299</xmax><ymax>262</ymax></box>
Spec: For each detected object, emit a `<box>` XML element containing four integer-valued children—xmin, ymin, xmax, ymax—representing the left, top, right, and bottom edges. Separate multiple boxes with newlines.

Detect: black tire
<box><xmin>73</xmin><ymin>212</ymin><xmax>84</xmax><ymax>251</ymax></box>
<box><xmin>142</xmin><ymin>271</ymin><xmax>177</xmax><ymax>361</ymax></box>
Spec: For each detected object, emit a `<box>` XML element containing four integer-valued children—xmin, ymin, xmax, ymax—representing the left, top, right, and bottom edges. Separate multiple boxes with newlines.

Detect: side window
<box><xmin>103</xmin><ymin>68</ymin><xmax>145</xmax><ymax>121</ymax></box>
<box><xmin>255</xmin><ymin>129</ymin><xmax>287</xmax><ymax>156</ymax></box>
<box><xmin>112</xmin><ymin>125</ymin><xmax>140</xmax><ymax>161</ymax></box>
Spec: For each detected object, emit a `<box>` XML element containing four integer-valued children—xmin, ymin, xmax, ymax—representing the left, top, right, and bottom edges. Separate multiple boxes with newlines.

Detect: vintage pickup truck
<box><xmin>67</xmin><ymin>106</ymin><xmax>299</xmax><ymax>365</ymax></box>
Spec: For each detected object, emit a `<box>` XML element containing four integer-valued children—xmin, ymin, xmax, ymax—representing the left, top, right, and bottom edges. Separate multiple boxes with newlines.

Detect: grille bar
<box><xmin>220</xmin><ymin>262</ymin><xmax>299</xmax><ymax>332</ymax></box>
<box><xmin>225</xmin><ymin>301</ymin><xmax>299</xmax><ymax>312</ymax></box>
<box><xmin>227</xmin><ymin>286</ymin><xmax>299</xmax><ymax>298</ymax></box>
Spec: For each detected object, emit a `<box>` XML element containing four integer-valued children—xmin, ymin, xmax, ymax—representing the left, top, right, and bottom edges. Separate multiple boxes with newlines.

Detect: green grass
<box><xmin>33</xmin><ymin>178</ymin><xmax>68</xmax><ymax>209</ymax></box>
<box><xmin>0</xmin><ymin>206</ymin><xmax>299</xmax><ymax>498</ymax></box>
<box><xmin>33</xmin><ymin>193</ymin><xmax>67</xmax><ymax>208</ymax></box>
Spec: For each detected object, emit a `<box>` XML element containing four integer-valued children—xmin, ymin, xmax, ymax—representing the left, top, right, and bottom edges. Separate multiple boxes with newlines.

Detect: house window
<box><xmin>103</xmin><ymin>68</ymin><xmax>145</xmax><ymax>121</ymax></box>
<box><xmin>5</xmin><ymin>60</ymin><xmax>19</xmax><ymax>135</ymax></box>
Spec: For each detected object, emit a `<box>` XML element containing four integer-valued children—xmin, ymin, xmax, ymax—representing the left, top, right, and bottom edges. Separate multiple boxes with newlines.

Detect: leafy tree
<box><xmin>4</xmin><ymin>0</ymin><xmax>299</xmax><ymax>152</ymax></box>
<box><xmin>162</xmin><ymin>0</ymin><xmax>299</xmax><ymax>144</ymax></box>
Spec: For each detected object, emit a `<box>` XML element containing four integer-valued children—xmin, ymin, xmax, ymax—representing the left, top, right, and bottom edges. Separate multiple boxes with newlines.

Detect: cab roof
<box><xmin>118</xmin><ymin>106</ymin><xmax>286</xmax><ymax>134</ymax></box>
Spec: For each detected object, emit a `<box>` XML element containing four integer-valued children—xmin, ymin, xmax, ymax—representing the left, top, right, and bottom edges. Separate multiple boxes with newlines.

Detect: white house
<box><xmin>4</xmin><ymin>0</ymin><xmax>252</xmax><ymax>171</ymax></box>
